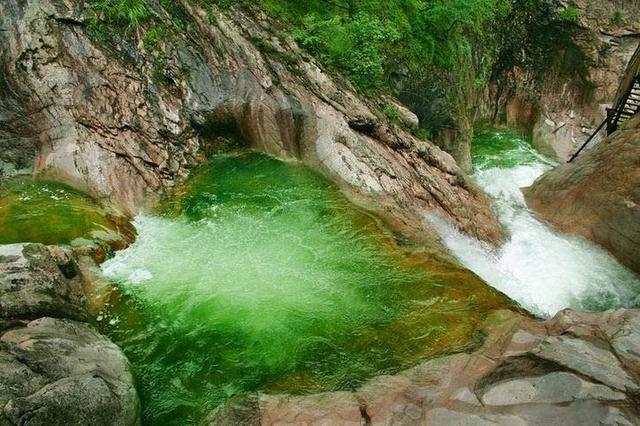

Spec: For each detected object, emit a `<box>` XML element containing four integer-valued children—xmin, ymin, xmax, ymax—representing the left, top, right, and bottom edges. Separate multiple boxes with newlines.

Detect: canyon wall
<box><xmin>525</xmin><ymin>44</ymin><xmax>640</xmax><ymax>274</ymax></box>
<box><xmin>485</xmin><ymin>0</ymin><xmax>640</xmax><ymax>161</ymax></box>
<box><xmin>0</xmin><ymin>0</ymin><xmax>502</xmax><ymax>244</ymax></box>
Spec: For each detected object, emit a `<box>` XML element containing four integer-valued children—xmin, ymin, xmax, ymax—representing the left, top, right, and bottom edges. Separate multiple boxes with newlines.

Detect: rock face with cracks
<box><xmin>205</xmin><ymin>309</ymin><xmax>640</xmax><ymax>425</ymax></box>
<box><xmin>0</xmin><ymin>243</ymin><xmax>140</xmax><ymax>426</ymax></box>
<box><xmin>0</xmin><ymin>0</ymin><xmax>502</xmax><ymax>244</ymax></box>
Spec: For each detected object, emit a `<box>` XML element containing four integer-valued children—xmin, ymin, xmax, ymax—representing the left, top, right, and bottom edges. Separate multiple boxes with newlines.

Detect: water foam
<box><xmin>429</xmin><ymin>131</ymin><xmax>640</xmax><ymax>317</ymax></box>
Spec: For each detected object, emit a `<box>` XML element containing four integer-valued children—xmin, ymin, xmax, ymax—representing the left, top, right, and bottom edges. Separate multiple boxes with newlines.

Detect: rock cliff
<box><xmin>0</xmin><ymin>0</ymin><xmax>502</xmax><ymax>244</ymax></box>
<box><xmin>525</xmin><ymin>114</ymin><xmax>640</xmax><ymax>274</ymax></box>
<box><xmin>485</xmin><ymin>0</ymin><xmax>640</xmax><ymax>161</ymax></box>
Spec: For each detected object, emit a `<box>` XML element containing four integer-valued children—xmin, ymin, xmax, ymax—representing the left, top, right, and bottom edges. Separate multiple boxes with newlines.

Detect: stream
<box><xmin>430</xmin><ymin>130</ymin><xmax>640</xmax><ymax>317</ymax></box>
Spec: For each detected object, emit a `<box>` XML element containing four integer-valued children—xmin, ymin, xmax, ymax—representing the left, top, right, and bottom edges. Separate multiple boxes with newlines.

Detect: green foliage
<box><xmin>84</xmin><ymin>0</ymin><xmax>584</xmax><ymax>98</ymax></box>
<box><xmin>87</xmin><ymin>0</ymin><xmax>151</xmax><ymax>29</ymax></box>
<box><xmin>294</xmin><ymin>12</ymin><xmax>400</xmax><ymax>91</ymax></box>
<box><xmin>492</xmin><ymin>0</ymin><xmax>593</xmax><ymax>98</ymax></box>
<box><xmin>383</xmin><ymin>104</ymin><xmax>400</xmax><ymax>122</ymax></box>
<box><xmin>558</xmin><ymin>5</ymin><xmax>580</xmax><ymax>22</ymax></box>
<box><xmin>413</xmin><ymin>127</ymin><xmax>432</xmax><ymax>141</ymax></box>
<box><xmin>143</xmin><ymin>26</ymin><xmax>163</xmax><ymax>49</ymax></box>
<box><xmin>611</xmin><ymin>9</ymin><xmax>625</xmax><ymax>24</ymax></box>
<box><xmin>257</xmin><ymin>0</ymin><xmax>512</xmax><ymax>92</ymax></box>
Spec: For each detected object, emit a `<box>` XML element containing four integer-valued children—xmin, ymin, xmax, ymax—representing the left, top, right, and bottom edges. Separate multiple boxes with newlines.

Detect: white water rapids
<box><xmin>429</xmin><ymin>131</ymin><xmax>640</xmax><ymax>317</ymax></box>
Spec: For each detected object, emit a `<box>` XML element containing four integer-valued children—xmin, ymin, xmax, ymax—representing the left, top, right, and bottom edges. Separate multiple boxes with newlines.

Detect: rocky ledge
<box><xmin>207</xmin><ymin>308</ymin><xmax>640</xmax><ymax>425</ymax></box>
<box><xmin>0</xmin><ymin>243</ymin><xmax>139</xmax><ymax>426</ymax></box>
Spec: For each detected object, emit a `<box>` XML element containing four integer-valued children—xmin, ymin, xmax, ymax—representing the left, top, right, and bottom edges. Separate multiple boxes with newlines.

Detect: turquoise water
<box><xmin>99</xmin><ymin>152</ymin><xmax>512</xmax><ymax>424</ymax></box>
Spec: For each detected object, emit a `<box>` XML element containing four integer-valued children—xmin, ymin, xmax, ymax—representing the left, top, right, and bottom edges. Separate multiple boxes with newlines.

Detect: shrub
<box><xmin>88</xmin><ymin>0</ymin><xmax>151</xmax><ymax>28</ymax></box>
<box><xmin>611</xmin><ymin>9</ymin><xmax>625</xmax><ymax>24</ymax></box>
<box><xmin>383</xmin><ymin>104</ymin><xmax>400</xmax><ymax>122</ymax></box>
<box><xmin>558</xmin><ymin>5</ymin><xmax>580</xmax><ymax>22</ymax></box>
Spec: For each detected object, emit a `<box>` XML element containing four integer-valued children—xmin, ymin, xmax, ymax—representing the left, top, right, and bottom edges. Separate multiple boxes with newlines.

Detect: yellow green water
<box><xmin>98</xmin><ymin>152</ymin><xmax>513</xmax><ymax>424</ymax></box>
<box><xmin>0</xmin><ymin>178</ymin><xmax>130</xmax><ymax>246</ymax></box>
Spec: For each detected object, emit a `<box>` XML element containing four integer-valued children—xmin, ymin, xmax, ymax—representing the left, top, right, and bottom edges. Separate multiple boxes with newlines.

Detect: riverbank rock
<box><xmin>0</xmin><ymin>244</ymin><xmax>87</xmax><ymax>324</ymax></box>
<box><xmin>0</xmin><ymin>318</ymin><xmax>140</xmax><ymax>426</ymax></box>
<box><xmin>0</xmin><ymin>243</ymin><xmax>140</xmax><ymax>425</ymax></box>
<box><xmin>204</xmin><ymin>309</ymin><xmax>640</xmax><ymax>425</ymax></box>
<box><xmin>524</xmin><ymin>115</ymin><xmax>640</xmax><ymax>274</ymax></box>
<box><xmin>0</xmin><ymin>0</ymin><xmax>502</xmax><ymax>244</ymax></box>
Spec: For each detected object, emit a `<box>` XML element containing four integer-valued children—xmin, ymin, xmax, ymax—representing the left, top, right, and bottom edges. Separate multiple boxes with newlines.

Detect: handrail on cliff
<box><xmin>568</xmin><ymin>74</ymin><xmax>640</xmax><ymax>163</ymax></box>
<box><xmin>567</xmin><ymin>118</ymin><xmax>607</xmax><ymax>162</ymax></box>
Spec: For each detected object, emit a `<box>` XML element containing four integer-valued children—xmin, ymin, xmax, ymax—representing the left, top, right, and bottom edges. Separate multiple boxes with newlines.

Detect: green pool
<box><xmin>0</xmin><ymin>178</ymin><xmax>131</xmax><ymax>246</ymax></box>
<box><xmin>98</xmin><ymin>152</ymin><xmax>513</xmax><ymax>424</ymax></box>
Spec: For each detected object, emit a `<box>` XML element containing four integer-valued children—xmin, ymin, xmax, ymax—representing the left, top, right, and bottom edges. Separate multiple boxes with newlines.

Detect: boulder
<box><xmin>0</xmin><ymin>244</ymin><xmax>141</xmax><ymax>425</ymax></box>
<box><xmin>0</xmin><ymin>244</ymin><xmax>88</xmax><ymax>323</ymax></box>
<box><xmin>0</xmin><ymin>317</ymin><xmax>140</xmax><ymax>426</ymax></box>
<box><xmin>524</xmin><ymin>117</ymin><xmax>640</xmax><ymax>274</ymax></box>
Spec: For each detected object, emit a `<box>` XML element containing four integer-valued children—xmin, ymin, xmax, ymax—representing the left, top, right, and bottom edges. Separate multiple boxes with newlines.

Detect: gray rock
<box><xmin>0</xmin><ymin>244</ymin><xmax>88</xmax><ymax>323</ymax></box>
<box><xmin>0</xmin><ymin>317</ymin><xmax>140</xmax><ymax>426</ymax></box>
<box><xmin>481</xmin><ymin>372</ymin><xmax>626</xmax><ymax>406</ymax></box>
<box><xmin>610</xmin><ymin>315</ymin><xmax>640</xmax><ymax>373</ymax></box>
<box><xmin>425</xmin><ymin>407</ymin><xmax>526</xmax><ymax>425</ymax></box>
<box><xmin>532</xmin><ymin>336</ymin><xmax>638</xmax><ymax>392</ymax></box>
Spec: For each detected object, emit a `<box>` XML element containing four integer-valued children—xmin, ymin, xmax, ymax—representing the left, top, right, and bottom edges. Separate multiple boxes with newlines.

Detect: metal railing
<box><xmin>568</xmin><ymin>75</ymin><xmax>640</xmax><ymax>162</ymax></box>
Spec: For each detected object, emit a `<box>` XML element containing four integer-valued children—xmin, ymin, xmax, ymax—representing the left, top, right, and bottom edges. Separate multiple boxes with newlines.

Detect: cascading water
<box><xmin>429</xmin><ymin>130</ymin><xmax>640</xmax><ymax>317</ymax></box>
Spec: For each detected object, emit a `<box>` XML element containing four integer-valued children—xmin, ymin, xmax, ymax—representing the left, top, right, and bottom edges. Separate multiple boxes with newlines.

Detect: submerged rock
<box><xmin>0</xmin><ymin>244</ymin><xmax>140</xmax><ymax>425</ymax></box>
<box><xmin>204</xmin><ymin>308</ymin><xmax>640</xmax><ymax>424</ymax></box>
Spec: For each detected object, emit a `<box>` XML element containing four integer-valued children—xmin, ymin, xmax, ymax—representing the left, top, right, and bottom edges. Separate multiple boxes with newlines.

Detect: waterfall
<box><xmin>429</xmin><ymin>131</ymin><xmax>640</xmax><ymax>317</ymax></box>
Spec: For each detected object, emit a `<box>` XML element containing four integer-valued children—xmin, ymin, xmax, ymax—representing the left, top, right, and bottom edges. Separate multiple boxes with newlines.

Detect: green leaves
<box><xmin>261</xmin><ymin>0</ymin><xmax>512</xmax><ymax>93</ymax></box>
<box><xmin>89</xmin><ymin>0</ymin><xmax>151</xmax><ymax>28</ymax></box>
<box><xmin>294</xmin><ymin>12</ymin><xmax>400</xmax><ymax>92</ymax></box>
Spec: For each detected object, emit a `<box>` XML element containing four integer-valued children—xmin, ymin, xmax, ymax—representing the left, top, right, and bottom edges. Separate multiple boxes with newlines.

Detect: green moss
<box><xmin>611</xmin><ymin>9</ymin><xmax>625</xmax><ymax>24</ymax></box>
<box><xmin>87</xmin><ymin>0</ymin><xmax>151</xmax><ymax>30</ymax></box>
<box><xmin>558</xmin><ymin>5</ymin><xmax>580</xmax><ymax>22</ymax></box>
<box><xmin>414</xmin><ymin>127</ymin><xmax>432</xmax><ymax>141</ymax></box>
<box><xmin>383</xmin><ymin>104</ymin><xmax>400</xmax><ymax>122</ymax></box>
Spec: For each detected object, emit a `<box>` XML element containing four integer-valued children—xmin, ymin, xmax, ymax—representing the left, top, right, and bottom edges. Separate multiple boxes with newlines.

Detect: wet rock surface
<box><xmin>525</xmin><ymin>116</ymin><xmax>640</xmax><ymax>275</ymax></box>
<box><xmin>0</xmin><ymin>244</ymin><xmax>140</xmax><ymax>425</ymax></box>
<box><xmin>205</xmin><ymin>309</ymin><xmax>640</xmax><ymax>425</ymax></box>
<box><xmin>0</xmin><ymin>0</ymin><xmax>502</xmax><ymax>244</ymax></box>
